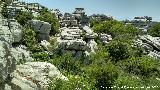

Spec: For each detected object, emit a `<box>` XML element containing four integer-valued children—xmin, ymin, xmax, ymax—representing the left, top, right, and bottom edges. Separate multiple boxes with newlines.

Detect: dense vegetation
<box><xmin>1</xmin><ymin>2</ymin><xmax>160</xmax><ymax>89</ymax></box>
<box><xmin>148</xmin><ymin>23</ymin><xmax>160</xmax><ymax>37</ymax></box>
<box><xmin>16</xmin><ymin>17</ymin><xmax>160</xmax><ymax>89</ymax></box>
<box><xmin>47</xmin><ymin>20</ymin><xmax>160</xmax><ymax>90</ymax></box>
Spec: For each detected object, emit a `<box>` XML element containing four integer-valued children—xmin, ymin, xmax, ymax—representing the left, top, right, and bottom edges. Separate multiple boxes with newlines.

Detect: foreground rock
<box><xmin>134</xmin><ymin>35</ymin><xmax>160</xmax><ymax>59</ymax></box>
<box><xmin>0</xmin><ymin>41</ymin><xmax>16</xmax><ymax>90</ymax></box>
<box><xmin>10</xmin><ymin>62</ymin><xmax>67</xmax><ymax>90</ymax></box>
<box><xmin>0</xmin><ymin>14</ymin><xmax>28</xmax><ymax>90</ymax></box>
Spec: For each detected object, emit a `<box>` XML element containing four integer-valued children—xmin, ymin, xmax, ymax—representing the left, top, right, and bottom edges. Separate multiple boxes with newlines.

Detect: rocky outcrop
<box><xmin>98</xmin><ymin>33</ymin><xmax>112</xmax><ymax>44</ymax></box>
<box><xmin>0</xmin><ymin>41</ymin><xmax>16</xmax><ymax>90</ymax></box>
<box><xmin>0</xmin><ymin>17</ymin><xmax>22</xmax><ymax>90</ymax></box>
<box><xmin>0</xmin><ymin>19</ymin><xmax>22</xmax><ymax>44</ymax></box>
<box><xmin>57</xmin><ymin>26</ymin><xmax>98</xmax><ymax>56</ymax></box>
<box><xmin>10</xmin><ymin>62</ymin><xmax>67</xmax><ymax>90</ymax></box>
<box><xmin>134</xmin><ymin>35</ymin><xmax>160</xmax><ymax>59</ymax></box>
<box><xmin>28</xmin><ymin>19</ymin><xmax>51</xmax><ymax>42</ymax></box>
<box><xmin>11</xmin><ymin>45</ymin><xmax>34</xmax><ymax>64</ymax></box>
<box><xmin>40</xmin><ymin>40</ymin><xmax>53</xmax><ymax>55</ymax></box>
<box><xmin>9</xmin><ymin>19</ymin><xmax>22</xmax><ymax>43</ymax></box>
<box><xmin>58</xmin><ymin>39</ymin><xmax>88</xmax><ymax>51</ymax></box>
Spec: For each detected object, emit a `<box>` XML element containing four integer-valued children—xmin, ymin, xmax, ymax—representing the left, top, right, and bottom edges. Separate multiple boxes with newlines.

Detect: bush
<box><xmin>92</xmin><ymin>20</ymin><xmax>139</xmax><ymax>37</ymax></box>
<box><xmin>107</xmin><ymin>41</ymin><xmax>130</xmax><ymax>62</ymax></box>
<box><xmin>148</xmin><ymin>23</ymin><xmax>160</xmax><ymax>37</ymax></box>
<box><xmin>49</xmin><ymin>75</ymin><xmax>93</xmax><ymax>90</ymax></box>
<box><xmin>32</xmin><ymin>51</ymin><xmax>50</xmax><ymax>62</ymax></box>
<box><xmin>1</xmin><ymin>2</ymin><xmax>8</xmax><ymax>18</ymax></box>
<box><xmin>118</xmin><ymin>56</ymin><xmax>160</xmax><ymax>77</ymax></box>
<box><xmin>114</xmin><ymin>73</ymin><xmax>143</xmax><ymax>90</ymax></box>
<box><xmin>86</xmin><ymin>61</ymin><xmax>119</xmax><ymax>90</ymax></box>
<box><xmin>22</xmin><ymin>27</ymin><xmax>36</xmax><ymax>48</ymax></box>
<box><xmin>15</xmin><ymin>11</ymin><xmax>34</xmax><ymax>26</ymax></box>
<box><xmin>50</xmin><ymin>53</ymin><xmax>81</xmax><ymax>75</ymax></box>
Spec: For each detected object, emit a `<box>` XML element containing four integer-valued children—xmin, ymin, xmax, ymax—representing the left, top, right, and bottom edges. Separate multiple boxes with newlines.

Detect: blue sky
<box><xmin>22</xmin><ymin>0</ymin><xmax>160</xmax><ymax>21</ymax></box>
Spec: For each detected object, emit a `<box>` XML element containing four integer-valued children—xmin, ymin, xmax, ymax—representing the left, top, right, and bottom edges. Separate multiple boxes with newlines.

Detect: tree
<box><xmin>15</xmin><ymin>11</ymin><xmax>33</xmax><ymax>26</ymax></box>
<box><xmin>148</xmin><ymin>23</ymin><xmax>160</xmax><ymax>37</ymax></box>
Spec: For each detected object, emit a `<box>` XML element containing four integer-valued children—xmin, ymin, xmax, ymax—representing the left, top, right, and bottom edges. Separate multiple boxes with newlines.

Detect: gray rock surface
<box><xmin>99</xmin><ymin>33</ymin><xmax>112</xmax><ymax>44</ymax></box>
<box><xmin>11</xmin><ymin>45</ymin><xmax>34</xmax><ymax>64</ymax></box>
<box><xmin>28</xmin><ymin>19</ymin><xmax>51</xmax><ymax>41</ymax></box>
<box><xmin>0</xmin><ymin>19</ymin><xmax>22</xmax><ymax>44</ymax></box>
<box><xmin>58</xmin><ymin>39</ymin><xmax>88</xmax><ymax>51</ymax></box>
<box><xmin>134</xmin><ymin>35</ymin><xmax>160</xmax><ymax>59</ymax></box>
<box><xmin>10</xmin><ymin>62</ymin><xmax>67</xmax><ymax>90</ymax></box>
<box><xmin>57</xmin><ymin>26</ymin><xmax>98</xmax><ymax>56</ymax></box>
<box><xmin>9</xmin><ymin>19</ymin><xmax>22</xmax><ymax>43</ymax></box>
<box><xmin>40</xmin><ymin>40</ymin><xmax>53</xmax><ymax>55</ymax></box>
<box><xmin>0</xmin><ymin>41</ymin><xmax>16</xmax><ymax>90</ymax></box>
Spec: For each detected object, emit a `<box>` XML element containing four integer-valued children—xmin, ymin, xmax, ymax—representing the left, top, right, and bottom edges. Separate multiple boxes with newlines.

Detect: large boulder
<box><xmin>60</xmin><ymin>27</ymin><xmax>82</xmax><ymax>40</ymax></box>
<box><xmin>28</xmin><ymin>20</ymin><xmax>51</xmax><ymax>42</ymax></box>
<box><xmin>10</xmin><ymin>62</ymin><xmax>67</xmax><ymax>90</ymax></box>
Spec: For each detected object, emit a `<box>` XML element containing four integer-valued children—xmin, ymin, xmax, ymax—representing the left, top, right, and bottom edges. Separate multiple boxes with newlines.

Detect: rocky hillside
<box><xmin>1</xmin><ymin>0</ymin><xmax>160</xmax><ymax>90</ymax></box>
<box><xmin>0</xmin><ymin>1</ymin><xmax>67</xmax><ymax>90</ymax></box>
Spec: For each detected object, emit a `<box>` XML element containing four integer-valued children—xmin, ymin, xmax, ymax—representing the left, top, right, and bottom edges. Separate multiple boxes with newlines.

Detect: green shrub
<box><xmin>114</xmin><ymin>73</ymin><xmax>143</xmax><ymax>90</ymax></box>
<box><xmin>86</xmin><ymin>61</ymin><xmax>119</xmax><ymax>90</ymax></box>
<box><xmin>49</xmin><ymin>75</ymin><xmax>93</xmax><ymax>90</ymax></box>
<box><xmin>51</xmin><ymin>53</ymin><xmax>81</xmax><ymax>75</ymax></box>
<box><xmin>118</xmin><ymin>56</ymin><xmax>160</xmax><ymax>77</ymax></box>
<box><xmin>32</xmin><ymin>51</ymin><xmax>50</xmax><ymax>62</ymax></box>
<box><xmin>148</xmin><ymin>23</ymin><xmax>160</xmax><ymax>37</ymax></box>
<box><xmin>22</xmin><ymin>27</ymin><xmax>36</xmax><ymax>48</ymax></box>
<box><xmin>107</xmin><ymin>41</ymin><xmax>130</xmax><ymax>62</ymax></box>
<box><xmin>1</xmin><ymin>2</ymin><xmax>8</xmax><ymax>18</ymax></box>
<box><xmin>15</xmin><ymin>11</ymin><xmax>33</xmax><ymax>26</ymax></box>
<box><xmin>92</xmin><ymin>20</ymin><xmax>139</xmax><ymax>37</ymax></box>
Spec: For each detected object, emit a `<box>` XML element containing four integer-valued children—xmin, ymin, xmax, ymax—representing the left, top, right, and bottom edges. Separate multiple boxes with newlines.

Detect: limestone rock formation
<box><xmin>58</xmin><ymin>39</ymin><xmax>88</xmax><ymax>51</ymax></box>
<box><xmin>8</xmin><ymin>19</ymin><xmax>22</xmax><ymax>43</ymax></box>
<box><xmin>40</xmin><ymin>40</ymin><xmax>53</xmax><ymax>55</ymax></box>
<box><xmin>10</xmin><ymin>62</ymin><xmax>67</xmax><ymax>90</ymax></box>
<box><xmin>11</xmin><ymin>45</ymin><xmax>34</xmax><ymax>64</ymax></box>
<box><xmin>28</xmin><ymin>19</ymin><xmax>51</xmax><ymax>42</ymax></box>
<box><xmin>57</xmin><ymin>26</ymin><xmax>98</xmax><ymax>56</ymax></box>
<box><xmin>134</xmin><ymin>35</ymin><xmax>160</xmax><ymax>59</ymax></box>
<box><xmin>0</xmin><ymin>18</ymin><xmax>22</xmax><ymax>44</ymax></box>
<box><xmin>99</xmin><ymin>33</ymin><xmax>112</xmax><ymax>44</ymax></box>
<box><xmin>0</xmin><ymin>41</ymin><xmax>16</xmax><ymax>90</ymax></box>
